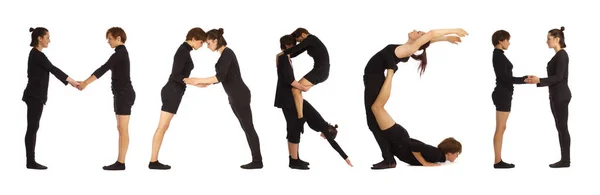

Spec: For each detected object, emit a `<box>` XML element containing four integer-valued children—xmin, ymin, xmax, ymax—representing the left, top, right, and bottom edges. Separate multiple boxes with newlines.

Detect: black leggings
<box><xmin>282</xmin><ymin>100</ymin><xmax>330</xmax><ymax>143</ymax></box>
<box><xmin>230</xmin><ymin>103</ymin><xmax>262</xmax><ymax>161</ymax></box>
<box><xmin>25</xmin><ymin>100</ymin><xmax>44</xmax><ymax>162</ymax></box>
<box><xmin>363</xmin><ymin>74</ymin><xmax>395</xmax><ymax>164</ymax></box>
<box><xmin>550</xmin><ymin>98</ymin><xmax>571</xmax><ymax>161</ymax></box>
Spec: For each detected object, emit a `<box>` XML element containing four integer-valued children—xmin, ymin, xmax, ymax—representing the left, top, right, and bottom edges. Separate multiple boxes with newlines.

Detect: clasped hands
<box><xmin>524</xmin><ymin>75</ymin><xmax>541</xmax><ymax>84</ymax></box>
<box><xmin>183</xmin><ymin>78</ymin><xmax>212</xmax><ymax>88</ymax></box>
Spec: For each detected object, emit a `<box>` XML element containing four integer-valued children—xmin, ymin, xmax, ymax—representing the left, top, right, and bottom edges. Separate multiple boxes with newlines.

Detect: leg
<box><xmin>550</xmin><ymin>99</ymin><xmax>571</xmax><ymax>168</ymax></box>
<box><xmin>493</xmin><ymin>111</ymin><xmax>515</xmax><ymax>168</ymax></box>
<box><xmin>149</xmin><ymin>111</ymin><xmax>175</xmax><ymax>170</ymax></box>
<box><xmin>24</xmin><ymin>100</ymin><xmax>46</xmax><ymax>170</ymax></box>
<box><xmin>370</xmin><ymin>70</ymin><xmax>396</xmax><ymax>133</ymax></box>
<box><xmin>364</xmin><ymin>75</ymin><xmax>396</xmax><ymax>168</ymax></box>
<box><xmin>282</xmin><ymin>108</ymin><xmax>309</xmax><ymax>170</ymax></box>
<box><xmin>230</xmin><ymin>104</ymin><xmax>263</xmax><ymax>169</ymax></box>
<box><xmin>292</xmin><ymin>77</ymin><xmax>315</xmax><ymax>119</ymax></box>
<box><xmin>103</xmin><ymin>92</ymin><xmax>134</xmax><ymax>171</ymax></box>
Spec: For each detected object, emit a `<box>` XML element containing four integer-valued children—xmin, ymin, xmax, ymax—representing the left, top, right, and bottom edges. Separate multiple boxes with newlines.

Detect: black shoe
<box><xmin>299</xmin><ymin>159</ymin><xmax>310</xmax><ymax>166</ymax></box>
<box><xmin>289</xmin><ymin>157</ymin><xmax>309</xmax><ymax>170</ymax></box>
<box><xmin>26</xmin><ymin>161</ymin><xmax>48</xmax><ymax>170</ymax></box>
<box><xmin>241</xmin><ymin>161</ymin><xmax>263</xmax><ymax>169</ymax></box>
<box><xmin>371</xmin><ymin>160</ymin><xmax>396</xmax><ymax>170</ymax></box>
<box><xmin>103</xmin><ymin>161</ymin><xmax>125</xmax><ymax>171</ymax></box>
<box><xmin>494</xmin><ymin>160</ymin><xmax>515</xmax><ymax>169</ymax></box>
<box><xmin>149</xmin><ymin>161</ymin><xmax>171</xmax><ymax>170</ymax></box>
<box><xmin>549</xmin><ymin>160</ymin><xmax>570</xmax><ymax>168</ymax></box>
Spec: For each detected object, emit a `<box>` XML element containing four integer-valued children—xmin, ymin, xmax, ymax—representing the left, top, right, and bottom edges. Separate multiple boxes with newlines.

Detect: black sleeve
<box><xmin>278</xmin><ymin>55</ymin><xmax>296</xmax><ymax>85</ymax></box>
<box><xmin>215</xmin><ymin>49</ymin><xmax>234</xmax><ymax>83</ymax></box>
<box><xmin>92</xmin><ymin>52</ymin><xmax>120</xmax><ymax>79</ymax></box>
<box><xmin>382</xmin><ymin>46</ymin><xmax>398</xmax><ymax>72</ymax></box>
<box><xmin>40</xmin><ymin>54</ymin><xmax>68</xmax><ymax>85</ymax></box>
<box><xmin>538</xmin><ymin>52</ymin><xmax>568</xmax><ymax>87</ymax></box>
<box><xmin>282</xmin><ymin>36</ymin><xmax>312</xmax><ymax>57</ymax></box>
<box><xmin>493</xmin><ymin>54</ymin><xmax>526</xmax><ymax>84</ymax></box>
<box><xmin>321</xmin><ymin>129</ymin><xmax>349</xmax><ymax>160</ymax></box>
<box><xmin>168</xmin><ymin>51</ymin><xmax>189</xmax><ymax>84</ymax></box>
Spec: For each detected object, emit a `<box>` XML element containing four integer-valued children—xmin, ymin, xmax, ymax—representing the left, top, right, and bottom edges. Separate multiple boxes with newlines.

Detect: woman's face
<box><xmin>206</xmin><ymin>39</ymin><xmax>218</xmax><ymax>51</ymax></box>
<box><xmin>38</xmin><ymin>32</ymin><xmax>51</xmax><ymax>48</ymax></box>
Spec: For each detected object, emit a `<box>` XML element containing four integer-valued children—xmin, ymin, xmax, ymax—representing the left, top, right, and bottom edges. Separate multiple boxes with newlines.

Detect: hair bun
<box><xmin>560</xmin><ymin>26</ymin><xmax>565</xmax><ymax>31</ymax></box>
<box><xmin>218</xmin><ymin>28</ymin><xmax>224</xmax><ymax>35</ymax></box>
<box><xmin>29</xmin><ymin>27</ymin><xmax>34</xmax><ymax>32</ymax></box>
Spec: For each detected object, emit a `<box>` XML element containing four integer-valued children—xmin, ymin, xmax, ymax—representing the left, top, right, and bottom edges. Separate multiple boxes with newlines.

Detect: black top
<box><xmin>274</xmin><ymin>54</ymin><xmax>295</xmax><ymax>108</ymax></box>
<box><xmin>364</xmin><ymin>44</ymin><xmax>409</xmax><ymax>75</ymax></box>
<box><xmin>166</xmin><ymin>42</ymin><xmax>194</xmax><ymax>88</ymax></box>
<box><xmin>282</xmin><ymin>35</ymin><xmax>330</xmax><ymax>70</ymax></box>
<box><xmin>492</xmin><ymin>48</ymin><xmax>525</xmax><ymax>90</ymax></box>
<box><xmin>215</xmin><ymin>47</ymin><xmax>251</xmax><ymax>105</ymax></box>
<box><xmin>537</xmin><ymin>49</ymin><xmax>571</xmax><ymax>100</ymax></box>
<box><xmin>91</xmin><ymin>45</ymin><xmax>133</xmax><ymax>90</ymax></box>
<box><xmin>22</xmin><ymin>48</ymin><xmax>69</xmax><ymax>103</ymax></box>
<box><xmin>401</xmin><ymin>138</ymin><xmax>446</xmax><ymax>166</ymax></box>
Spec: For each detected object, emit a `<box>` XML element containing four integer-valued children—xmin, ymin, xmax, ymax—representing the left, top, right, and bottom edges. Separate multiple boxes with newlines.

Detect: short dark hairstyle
<box><xmin>186</xmin><ymin>27</ymin><xmax>207</xmax><ymax>41</ymax></box>
<box><xmin>492</xmin><ymin>30</ymin><xmax>510</xmax><ymax>46</ymax></box>
<box><xmin>438</xmin><ymin>137</ymin><xmax>462</xmax><ymax>154</ymax></box>
<box><xmin>106</xmin><ymin>27</ymin><xmax>127</xmax><ymax>43</ymax></box>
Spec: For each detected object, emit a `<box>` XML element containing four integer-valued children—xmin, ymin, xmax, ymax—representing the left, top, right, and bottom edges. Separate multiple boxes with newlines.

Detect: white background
<box><xmin>0</xmin><ymin>0</ymin><xmax>597</xmax><ymax>194</ymax></box>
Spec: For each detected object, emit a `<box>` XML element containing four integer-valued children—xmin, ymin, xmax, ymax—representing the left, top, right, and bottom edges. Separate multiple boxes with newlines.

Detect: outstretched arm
<box><xmin>537</xmin><ymin>52</ymin><xmax>568</xmax><ymax>87</ymax></box>
<box><xmin>320</xmin><ymin>127</ymin><xmax>349</xmax><ymax>161</ymax></box>
<box><xmin>394</xmin><ymin>28</ymin><xmax>468</xmax><ymax>58</ymax></box>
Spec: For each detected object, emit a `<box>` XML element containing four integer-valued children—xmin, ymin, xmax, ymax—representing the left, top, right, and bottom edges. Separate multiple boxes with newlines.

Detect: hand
<box><xmin>77</xmin><ymin>82</ymin><xmax>88</xmax><ymax>91</ymax></box>
<box><xmin>424</xmin><ymin>162</ymin><xmax>440</xmax><ymax>167</ymax></box>
<box><xmin>345</xmin><ymin>158</ymin><xmax>353</xmax><ymax>167</ymax></box>
<box><xmin>69</xmin><ymin>80</ymin><xmax>80</xmax><ymax>88</ymax></box>
<box><xmin>194</xmin><ymin>83</ymin><xmax>210</xmax><ymax>88</ymax></box>
<box><xmin>183</xmin><ymin>78</ymin><xmax>200</xmax><ymax>85</ymax></box>
<box><xmin>454</xmin><ymin>28</ymin><xmax>468</xmax><ymax>37</ymax></box>
<box><xmin>524</xmin><ymin>75</ymin><xmax>540</xmax><ymax>84</ymax></box>
<box><xmin>320</xmin><ymin>133</ymin><xmax>326</xmax><ymax>139</ymax></box>
<box><xmin>446</xmin><ymin>36</ymin><xmax>462</xmax><ymax>44</ymax></box>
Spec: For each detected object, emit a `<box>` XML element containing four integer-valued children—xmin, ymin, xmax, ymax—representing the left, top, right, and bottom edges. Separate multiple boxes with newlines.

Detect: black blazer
<box><xmin>537</xmin><ymin>49</ymin><xmax>571</xmax><ymax>101</ymax></box>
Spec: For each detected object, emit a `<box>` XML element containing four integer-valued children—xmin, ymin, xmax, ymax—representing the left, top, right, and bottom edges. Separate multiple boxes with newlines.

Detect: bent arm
<box><xmin>538</xmin><ymin>53</ymin><xmax>568</xmax><ymax>87</ymax></box>
<box><xmin>394</xmin><ymin>29</ymin><xmax>463</xmax><ymax>58</ymax></box>
<box><xmin>411</xmin><ymin>152</ymin><xmax>433</xmax><ymax>165</ymax></box>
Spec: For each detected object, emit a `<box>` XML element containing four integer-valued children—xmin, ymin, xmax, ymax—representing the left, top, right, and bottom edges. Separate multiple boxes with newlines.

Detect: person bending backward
<box><xmin>77</xmin><ymin>27</ymin><xmax>136</xmax><ymax>170</ymax></box>
<box><xmin>276</xmin><ymin>35</ymin><xmax>352</xmax><ymax>170</ymax></box>
<box><xmin>364</xmin><ymin>28</ymin><xmax>467</xmax><ymax>169</ymax></box>
<box><xmin>373</xmin><ymin>69</ymin><xmax>462</xmax><ymax>167</ymax></box>
<box><xmin>276</xmin><ymin>28</ymin><xmax>330</xmax><ymax>122</ymax></box>
<box><xmin>148</xmin><ymin>27</ymin><xmax>207</xmax><ymax>170</ymax></box>
<box><xmin>524</xmin><ymin>26</ymin><xmax>571</xmax><ymax>168</ymax></box>
<box><xmin>184</xmin><ymin>28</ymin><xmax>263</xmax><ymax>169</ymax></box>
<box><xmin>22</xmin><ymin>27</ymin><xmax>81</xmax><ymax>170</ymax></box>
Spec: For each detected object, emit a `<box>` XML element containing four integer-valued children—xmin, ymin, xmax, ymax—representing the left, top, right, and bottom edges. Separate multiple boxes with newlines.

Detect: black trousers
<box><xmin>25</xmin><ymin>100</ymin><xmax>44</xmax><ymax>162</ymax></box>
<box><xmin>230</xmin><ymin>103</ymin><xmax>262</xmax><ymax>161</ymax></box>
<box><xmin>550</xmin><ymin>97</ymin><xmax>571</xmax><ymax>161</ymax></box>
<box><xmin>363</xmin><ymin>74</ymin><xmax>395</xmax><ymax>164</ymax></box>
<box><xmin>281</xmin><ymin>100</ymin><xmax>330</xmax><ymax>143</ymax></box>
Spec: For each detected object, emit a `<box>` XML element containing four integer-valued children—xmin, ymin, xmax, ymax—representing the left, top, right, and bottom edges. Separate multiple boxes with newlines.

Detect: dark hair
<box><xmin>206</xmin><ymin>28</ymin><xmax>227</xmax><ymax>48</ymax></box>
<box><xmin>549</xmin><ymin>26</ymin><xmax>566</xmax><ymax>48</ymax></box>
<box><xmin>328</xmin><ymin>124</ymin><xmax>339</xmax><ymax>139</ymax></box>
<box><xmin>29</xmin><ymin>27</ymin><xmax>48</xmax><ymax>47</ymax></box>
<box><xmin>437</xmin><ymin>137</ymin><xmax>462</xmax><ymax>154</ymax></box>
<box><xmin>106</xmin><ymin>27</ymin><xmax>127</xmax><ymax>43</ymax></box>
<box><xmin>280</xmin><ymin>35</ymin><xmax>296</xmax><ymax>50</ymax></box>
<box><xmin>186</xmin><ymin>27</ymin><xmax>207</xmax><ymax>41</ymax></box>
<box><xmin>291</xmin><ymin>28</ymin><xmax>309</xmax><ymax>39</ymax></box>
<box><xmin>411</xmin><ymin>41</ymin><xmax>430</xmax><ymax>76</ymax></box>
<box><xmin>492</xmin><ymin>30</ymin><xmax>511</xmax><ymax>46</ymax></box>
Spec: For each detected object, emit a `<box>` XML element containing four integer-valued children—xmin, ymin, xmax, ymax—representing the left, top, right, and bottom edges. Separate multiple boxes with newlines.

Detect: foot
<box><xmin>549</xmin><ymin>160</ymin><xmax>570</xmax><ymax>168</ymax></box>
<box><xmin>289</xmin><ymin>157</ymin><xmax>310</xmax><ymax>170</ymax></box>
<box><xmin>299</xmin><ymin>159</ymin><xmax>310</xmax><ymax>166</ymax></box>
<box><xmin>149</xmin><ymin>161</ymin><xmax>171</xmax><ymax>170</ymax></box>
<box><xmin>371</xmin><ymin>160</ymin><xmax>396</xmax><ymax>170</ymax></box>
<box><xmin>103</xmin><ymin>161</ymin><xmax>125</xmax><ymax>171</ymax></box>
<box><xmin>494</xmin><ymin>160</ymin><xmax>515</xmax><ymax>169</ymax></box>
<box><xmin>240</xmin><ymin>161</ymin><xmax>263</xmax><ymax>169</ymax></box>
<box><xmin>26</xmin><ymin>161</ymin><xmax>48</xmax><ymax>170</ymax></box>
